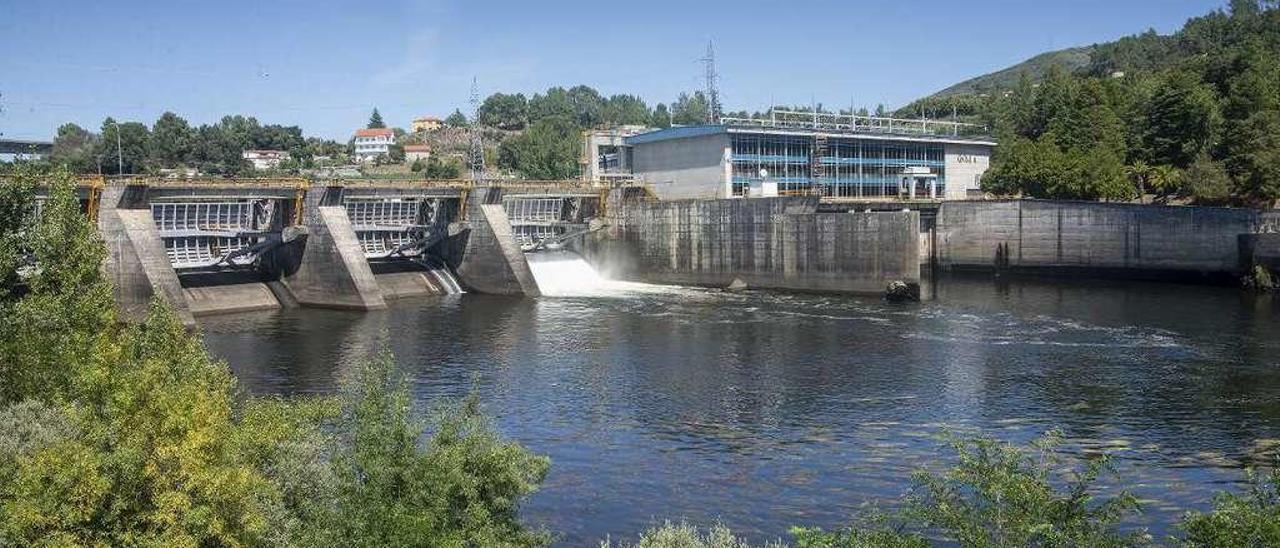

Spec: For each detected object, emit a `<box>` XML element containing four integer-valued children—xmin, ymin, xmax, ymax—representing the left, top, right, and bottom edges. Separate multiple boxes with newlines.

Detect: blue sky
<box><xmin>0</xmin><ymin>0</ymin><xmax>1227</xmax><ymax>140</ymax></box>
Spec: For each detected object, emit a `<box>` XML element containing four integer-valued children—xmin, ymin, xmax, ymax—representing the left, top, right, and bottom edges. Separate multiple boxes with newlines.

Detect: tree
<box><xmin>651</xmin><ymin>103</ymin><xmax>671</xmax><ymax>128</ymax></box>
<box><xmin>326</xmin><ymin>354</ymin><xmax>549</xmax><ymax>546</ymax></box>
<box><xmin>497</xmin><ymin>116</ymin><xmax>579</xmax><ymax>179</ymax></box>
<box><xmin>96</xmin><ymin>118</ymin><xmax>151</xmax><ymax>175</ymax></box>
<box><xmin>528</xmin><ymin>87</ymin><xmax>575</xmax><ymax>124</ymax></box>
<box><xmin>367</xmin><ymin>108</ymin><xmax>386</xmax><ymax>129</ymax></box>
<box><xmin>1221</xmin><ymin>41</ymin><xmax>1280</xmax><ymax>204</ymax></box>
<box><xmin>388</xmin><ymin>143</ymin><xmax>405</xmax><ymax>164</ymax></box>
<box><xmin>1183</xmin><ymin>153</ymin><xmax>1233</xmax><ymax>204</ymax></box>
<box><xmin>477</xmin><ymin>93</ymin><xmax>529</xmax><ymax>130</ymax></box>
<box><xmin>151</xmin><ymin>111</ymin><xmax>194</xmax><ymax>168</ymax></box>
<box><xmin>566</xmin><ymin>85</ymin><xmax>605</xmax><ymax>128</ymax></box>
<box><xmin>49</xmin><ymin>123</ymin><xmax>98</xmax><ymax>173</ymax></box>
<box><xmin>603</xmin><ymin>94</ymin><xmax>651</xmax><ymax>127</ymax></box>
<box><xmin>671</xmin><ymin>92</ymin><xmax>710</xmax><ymax>126</ymax></box>
<box><xmin>444</xmin><ymin>109</ymin><xmax>468</xmax><ymax>127</ymax></box>
<box><xmin>1140</xmin><ymin>70</ymin><xmax>1219</xmax><ymax>167</ymax></box>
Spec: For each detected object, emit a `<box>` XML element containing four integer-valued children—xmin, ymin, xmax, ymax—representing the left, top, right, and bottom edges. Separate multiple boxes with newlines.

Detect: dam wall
<box><xmin>935</xmin><ymin>200</ymin><xmax>1261</xmax><ymax>280</ymax></box>
<box><xmin>583</xmin><ymin>197</ymin><xmax>920</xmax><ymax>294</ymax></box>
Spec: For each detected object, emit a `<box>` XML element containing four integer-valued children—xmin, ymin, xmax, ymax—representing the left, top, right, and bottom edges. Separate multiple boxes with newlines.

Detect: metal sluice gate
<box><xmin>344</xmin><ymin>198</ymin><xmax>444</xmax><ymax>259</ymax></box>
<box><xmin>504</xmin><ymin>196</ymin><xmax>571</xmax><ymax>251</ymax></box>
<box><xmin>152</xmin><ymin>200</ymin><xmax>278</xmax><ymax>269</ymax></box>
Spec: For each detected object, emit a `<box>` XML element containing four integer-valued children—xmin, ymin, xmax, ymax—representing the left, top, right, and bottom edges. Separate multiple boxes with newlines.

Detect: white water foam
<box><xmin>525</xmin><ymin>252</ymin><xmax>671</xmax><ymax>297</ymax></box>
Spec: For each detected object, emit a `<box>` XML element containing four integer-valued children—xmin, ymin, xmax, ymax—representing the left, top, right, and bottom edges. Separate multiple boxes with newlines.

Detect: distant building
<box><xmin>404</xmin><ymin>144</ymin><xmax>431</xmax><ymax>163</ymax></box>
<box><xmin>582</xmin><ymin>126</ymin><xmax>650</xmax><ymax>184</ymax></box>
<box><xmin>411</xmin><ymin>116</ymin><xmax>442</xmax><ymax>133</ymax></box>
<box><xmin>602</xmin><ymin>112</ymin><xmax>995</xmax><ymax>201</ymax></box>
<box><xmin>353</xmin><ymin>128</ymin><xmax>394</xmax><ymax>163</ymax></box>
<box><xmin>242</xmin><ymin>149</ymin><xmax>290</xmax><ymax>170</ymax></box>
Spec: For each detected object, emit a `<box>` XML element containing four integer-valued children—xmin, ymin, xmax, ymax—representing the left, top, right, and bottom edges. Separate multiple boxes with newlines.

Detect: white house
<box><xmin>404</xmin><ymin>144</ymin><xmax>431</xmax><ymax>163</ymax></box>
<box><xmin>242</xmin><ymin>149</ymin><xmax>290</xmax><ymax>170</ymax></box>
<box><xmin>353</xmin><ymin>128</ymin><xmax>394</xmax><ymax>162</ymax></box>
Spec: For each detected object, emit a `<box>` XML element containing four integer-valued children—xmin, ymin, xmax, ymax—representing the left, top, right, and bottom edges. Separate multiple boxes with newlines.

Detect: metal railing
<box><xmin>721</xmin><ymin>110</ymin><xmax>988</xmax><ymax>138</ymax></box>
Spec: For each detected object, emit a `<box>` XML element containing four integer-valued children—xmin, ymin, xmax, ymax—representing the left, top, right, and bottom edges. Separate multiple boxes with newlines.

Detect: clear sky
<box><xmin>0</xmin><ymin>0</ymin><xmax>1228</xmax><ymax>141</ymax></box>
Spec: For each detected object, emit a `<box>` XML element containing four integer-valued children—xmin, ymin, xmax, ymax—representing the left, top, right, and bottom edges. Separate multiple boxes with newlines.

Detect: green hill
<box><xmin>929</xmin><ymin>46</ymin><xmax>1096</xmax><ymax>98</ymax></box>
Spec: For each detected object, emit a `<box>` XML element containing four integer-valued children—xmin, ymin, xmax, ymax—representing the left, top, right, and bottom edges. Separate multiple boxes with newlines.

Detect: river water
<box><xmin>200</xmin><ymin>261</ymin><xmax>1280</xmax><ymax>545</ymax></box>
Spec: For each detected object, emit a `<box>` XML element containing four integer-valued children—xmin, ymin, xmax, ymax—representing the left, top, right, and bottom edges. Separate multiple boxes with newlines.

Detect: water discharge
<box><xmin>525</xmin><ymin>251</ymin><xmax>667</xmax><ymax>297</ymax></box>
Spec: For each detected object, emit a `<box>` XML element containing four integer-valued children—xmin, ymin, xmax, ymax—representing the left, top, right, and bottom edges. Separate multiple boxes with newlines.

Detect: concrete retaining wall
<box><xmin>584</xmin><ymin>197</ymin><xmax>920</xmax><ymax>294</ymax></box>
<box><xmin>936</xmin><ymin>200</ymin><xmax>1259</xmax><ymax>278</ymax></box>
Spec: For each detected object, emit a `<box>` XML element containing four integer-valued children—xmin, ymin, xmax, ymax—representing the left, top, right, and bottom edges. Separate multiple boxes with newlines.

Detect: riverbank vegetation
<box><xmin>2</xmin><ymin>168</ymin><xmax>1278</xmax><ymax>546</ymax></box>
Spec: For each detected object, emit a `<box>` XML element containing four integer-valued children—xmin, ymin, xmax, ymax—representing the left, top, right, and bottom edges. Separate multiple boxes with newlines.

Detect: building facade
<box><xmin>241</xmin><ymin>149</ymin><xmax>290</xmax><ymax>170</ymax></box>
<box><xmin>411</xmin><ymin>116</ymin><xmax>442</xmax><ymax>133</ymax></box>
<box><xmin>619</xmin><ymin>112</ymin><xmax>995</xmax><ymax>201</ymax></box>
<box><xmin>353</xmin><ymin>128</ymin><xmax>394</xmax><ymax>163</ymax></box>
<box><xmin>404</xmin><ymin>144</ymin><xmax>431</xmax><ymax>163</ymax></box>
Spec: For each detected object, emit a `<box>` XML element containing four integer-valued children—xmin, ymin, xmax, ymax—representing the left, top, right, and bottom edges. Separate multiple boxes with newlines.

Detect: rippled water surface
<box><xmin>200</xmin><ymin>274</ymin><xmax>1280</xmax><ymax>544</ymax></box>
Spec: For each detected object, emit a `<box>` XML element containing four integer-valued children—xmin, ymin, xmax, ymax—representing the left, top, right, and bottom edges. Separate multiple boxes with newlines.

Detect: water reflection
<box><xmin>200</xmin><ymin>274</ymin><xmax>1280</xmax><ymax>544</ymax></box>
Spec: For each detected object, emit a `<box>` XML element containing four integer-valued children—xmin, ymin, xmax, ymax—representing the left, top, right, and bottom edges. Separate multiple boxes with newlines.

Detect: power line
<box><xmin>700</xmin><ymin>41</ymin><xmax>722</xmax><ymax>124</ymax></box>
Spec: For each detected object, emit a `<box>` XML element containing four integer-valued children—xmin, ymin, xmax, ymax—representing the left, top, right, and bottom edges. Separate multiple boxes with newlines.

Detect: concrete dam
<box><xmin>27</xmin><ymin>177</ymin><xmax>1280</xmax><ymax>325</ymax></box>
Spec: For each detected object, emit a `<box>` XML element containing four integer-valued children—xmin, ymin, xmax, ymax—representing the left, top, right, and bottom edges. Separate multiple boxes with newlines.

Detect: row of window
<box><xmin>729</xmin><ymin>136</ymin><xmax>947</xmax><ymax>198</ymax></box>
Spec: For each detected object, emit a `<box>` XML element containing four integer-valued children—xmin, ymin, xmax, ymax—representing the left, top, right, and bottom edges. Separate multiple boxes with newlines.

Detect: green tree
<box><xmin>97</xmin><ymin>118</ymin><xmax>151</xmax><ymax>175</ymax></box>
<box><xmin>367</xmin><ymin>108</ymin><xmax>386</xmax><ymax>129</ymax></box>
<box><xmin>497</xmin><ymin>116</ymin><xmax>580</xmax><ymax>179</ymax></box>
<box><xmin>151</xmin><ymin>111</ymin><xmax>194</xmax><ymax>168</ymax></box>
<box><xmin>1221</xmin><ymin>40</ymin><xmax>1280</xmax><ymax>204</ymax></box>
<box><xmin>445</xmin><ymin>109</ymin><xmax>468</xmax><ymax>127</ymax></box>
<box><xmin>528</xmin><ymin>87</ymin><xmax>575</xmax><ymax>124</ymax></box>
<box><xmin>651</xmin><ymin>103</ymin><xmax>672</xmax><ymax>128</ymax></box>
<box><xmin>604</xmin><ymin>94</ymin><xmax>651</xmax><ymax>127</ymax></box>
<box><xmin>567</xmin><ymin>85</ymin><xmax>605</xmax><ymax>128</ymax></box>
<box><xmin>329</xmin><ymin>354</ymin><xmax>550</xmax><ymax>547</ymax></box>
<box><xmin>672</xmin><ymin>92</ymin><xmax>710</xmax><ymax>125</ymax></box>
<box><xmin>49</xmin><ymin>123</ymin><xmax>98</xmax><ymax>173</ymax></box>
<box><xmin>1140</xmin><ymin>70</ymin><xmax>1220</xmax><ymax>167</ymax></box>
<box><xmin>478</xmin><ymin>93</ymin><xmax>529</xmax><ymax>130</ymax></box>
<box><xmin>1183</xmin><ymin>153</ymin><xmax>1233</xmax><ymax>204</ymax></box>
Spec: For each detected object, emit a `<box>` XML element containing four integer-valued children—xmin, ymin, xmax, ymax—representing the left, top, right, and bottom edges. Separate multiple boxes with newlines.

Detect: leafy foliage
<box><xmin>1180</xmin><ymin>467</ymin><xmax>1280</xmax><ymax>546</ymax></box>
<box><xmin>0</xmin><ymin>168</ymin><xmax>550</xmax><ymax>546</ymax></box>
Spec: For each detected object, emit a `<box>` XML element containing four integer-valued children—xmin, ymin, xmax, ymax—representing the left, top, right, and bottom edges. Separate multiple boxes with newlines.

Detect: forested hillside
<box><xmin>904</xmin><ymin>0</ymin><xmax>1280</xmax><ymax>206</ymax></box>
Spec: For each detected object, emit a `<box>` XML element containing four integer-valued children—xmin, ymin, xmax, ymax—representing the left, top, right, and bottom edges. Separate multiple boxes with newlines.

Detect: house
<box><xmin>242</xmin><ymin>149</ymin><xmax>290</xmax><ymax>170</ymax></box>
<box><xmin>353</xmin><ymin>128</ymin><xmax>394</xmax><ymax>163</ymax></box>
<box><xmin>411</xmin><ymin>116</ymin><xmax>442</xmax><ymax>133</ymax></box>
<box><xmin>404</xmin><ymin>144</ymin><xmax>431</xmax><ymax>163</ymax></box>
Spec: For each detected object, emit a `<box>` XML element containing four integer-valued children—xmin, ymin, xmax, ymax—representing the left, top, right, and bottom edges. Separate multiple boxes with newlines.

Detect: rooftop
<box><xmin>354</xmin><ymin>128</ymin><xmax>394</xmax><ymax>137</ymax></box>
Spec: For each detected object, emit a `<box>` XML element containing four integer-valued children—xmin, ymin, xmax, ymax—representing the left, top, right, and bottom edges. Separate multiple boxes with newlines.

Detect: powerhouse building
<box><xmin>602</xmin><ymin>111</ymin><xmax>995</xmax><ymax>201</ymax></box>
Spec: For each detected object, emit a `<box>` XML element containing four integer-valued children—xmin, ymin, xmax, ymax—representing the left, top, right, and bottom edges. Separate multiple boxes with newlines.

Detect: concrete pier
<box><xmin>450</xmin><ymin>203</ymin><xmax>542</xmax><ymax>297</ymax></box>
<box><xmin>98</xmin><ymin>185</ymin><xmax>195</xmax><ymax>326</ymax></box>
<box><xmin>283</xmin><ymin>205</ymin><xmax>387</xmax><ymax>310</ymax></box>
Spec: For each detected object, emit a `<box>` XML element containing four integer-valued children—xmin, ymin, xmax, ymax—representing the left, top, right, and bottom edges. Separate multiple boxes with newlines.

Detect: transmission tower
<box><xmin>468</xmin><ymin>77</ymin><xmax>485</xmax><ymax>182</ymax></box>
<box><xmin>700</xmin><ymin>41</ymin><xmax>722</xmax><ymax>124</ymax></box>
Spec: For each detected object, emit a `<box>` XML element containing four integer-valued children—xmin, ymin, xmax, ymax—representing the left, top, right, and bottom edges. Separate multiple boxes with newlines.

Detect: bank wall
<box><xmin>936</xmin><ymin>200</ymin><xmax>1259</xmax><ymax>277</ymax></box>
<box><xmin>583</xmin><ymin>197</ymin><xmax>919</xmax><ymax>294</ymax></box>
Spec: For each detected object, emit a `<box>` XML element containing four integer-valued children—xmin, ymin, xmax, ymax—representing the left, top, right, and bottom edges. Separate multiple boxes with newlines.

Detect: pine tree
<box><xmin>367</xmin><ymin>108</ymin><xmax>386</xmax><ymax>129</ymax></box>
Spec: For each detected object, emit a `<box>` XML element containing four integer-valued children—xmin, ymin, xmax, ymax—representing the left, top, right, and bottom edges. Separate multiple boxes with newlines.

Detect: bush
<box><xmin>1180</xmin><ymin>467</ymin><xmax>1280</xmax><ymax>547</ymax></box>
<box><xmin>601</xmin><ymin>522</ymin><xmax>785</xmax><ymax>548</ymax></box>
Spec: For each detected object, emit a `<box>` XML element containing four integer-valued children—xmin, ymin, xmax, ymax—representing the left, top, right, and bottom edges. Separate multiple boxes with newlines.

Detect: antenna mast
<box><xmin>468</xmin><ymin>77</ymin><xmax>485</xmax><ymax>182</ymax></box>
<box><xmin>701</xmin><ymin>41</ymin><xmax>722</xmax><ymax>124</ymax></box>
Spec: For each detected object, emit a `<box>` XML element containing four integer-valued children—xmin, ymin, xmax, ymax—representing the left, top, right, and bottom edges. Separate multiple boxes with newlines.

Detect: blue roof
<box><xmin>624</xmin><ymin>125</ymin><xmax>727</xmax><ymax>145</ymax></box>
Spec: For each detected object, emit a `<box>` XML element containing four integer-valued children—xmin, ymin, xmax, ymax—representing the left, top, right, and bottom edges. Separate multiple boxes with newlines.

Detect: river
<box><xmin>200</xmin><ymin>261</ymin><xmax>1280</xmax><ymax>545</ymax></box>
